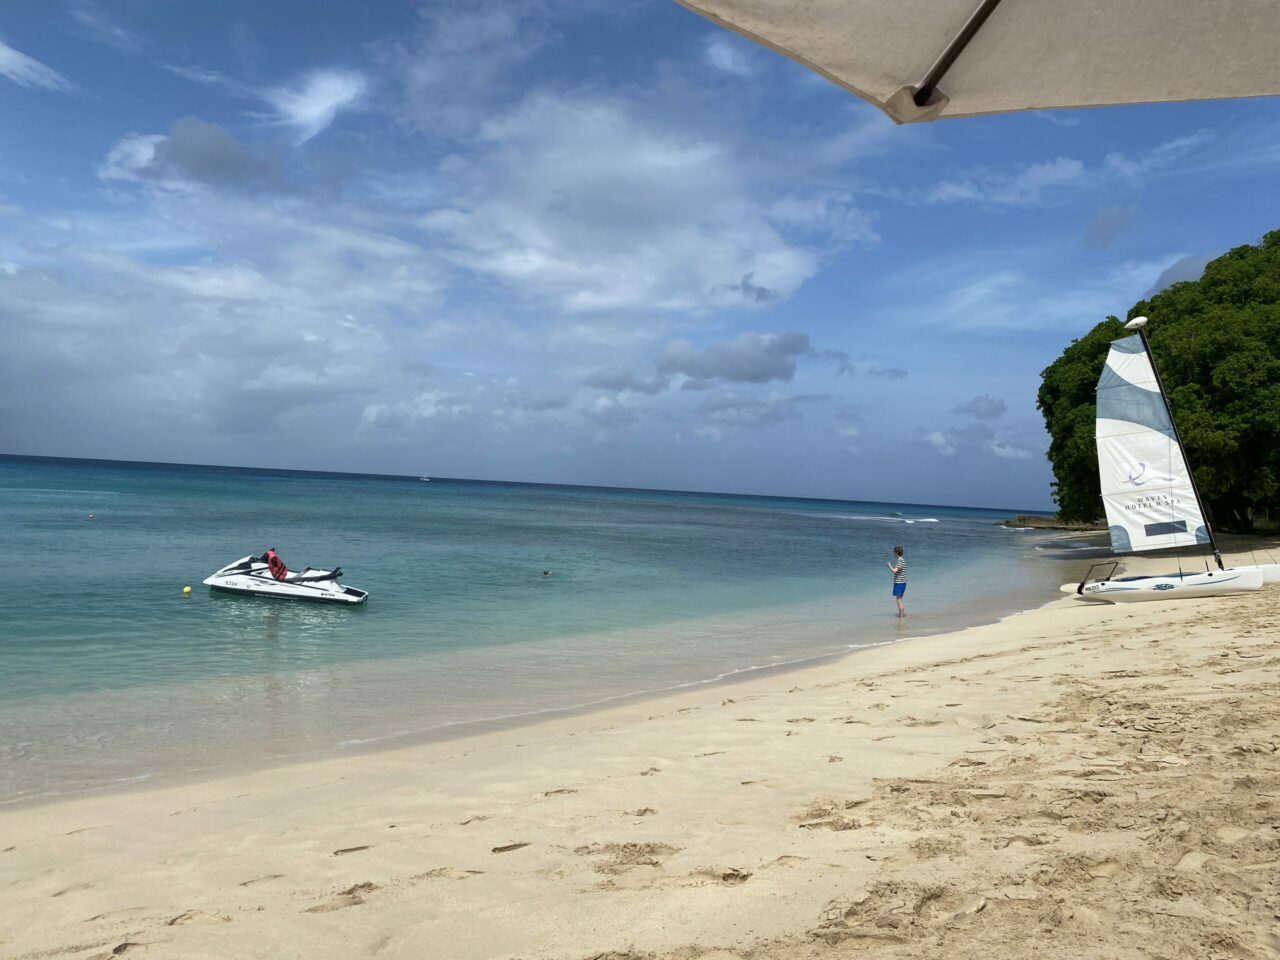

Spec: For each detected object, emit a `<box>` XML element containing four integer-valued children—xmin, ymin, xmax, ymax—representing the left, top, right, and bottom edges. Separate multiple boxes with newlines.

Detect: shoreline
<box><xmin>1</xmin><ymin>550</ymin><xmax>1072</xmax><ymax>811</ymax></box>
<box><xmin>4</xmin><ymin>546</ymin><xmax>1277</xmax><ymax>958</ymax></box>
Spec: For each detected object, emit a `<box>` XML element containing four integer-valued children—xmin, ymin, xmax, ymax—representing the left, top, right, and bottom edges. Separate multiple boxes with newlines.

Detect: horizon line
<box><xmin>0</xmin><ymin>451</ymin><xmax>1056</xmax><ymax>516</ymax></box>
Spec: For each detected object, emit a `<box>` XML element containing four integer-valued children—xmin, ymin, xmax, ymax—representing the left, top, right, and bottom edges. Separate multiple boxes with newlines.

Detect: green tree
<box><xmin>1037</xmin><ymin>230</ymin><xmax>1280</xmax><ymax>532</ymax></box>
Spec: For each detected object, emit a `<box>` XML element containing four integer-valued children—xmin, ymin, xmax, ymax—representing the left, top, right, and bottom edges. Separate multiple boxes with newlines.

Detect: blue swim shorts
<box><xmin>892</xmin><ymin>583</ymin><xmax>906</xmax><ymax>597</ymax></box>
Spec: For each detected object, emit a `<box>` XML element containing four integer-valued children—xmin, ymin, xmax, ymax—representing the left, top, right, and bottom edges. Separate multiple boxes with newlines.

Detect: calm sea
<box><xmin>0</xmin><ymin>455</ymin><xmax>1070</xmax><ymax>804</ymax></box>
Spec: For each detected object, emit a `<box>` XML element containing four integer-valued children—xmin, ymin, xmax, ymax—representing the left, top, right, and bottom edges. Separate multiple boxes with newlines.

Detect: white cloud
<box><xmin>659</xmin><ymin>332</ymin><xmax>810</xmax><ymax>383</ymax></box>
<box><xmin>99</xmin><ymin>134</ymin><xmax>169</xmax><ymax>184</ymax></box>
<box><xmin>0</xmin><ymin>174</ymin><xmax>452</xmax><ymax>452</ymax></box>
<box><xmin>927</xmin><ymin>422</ymin><xmax>1034</xmax><ymax>462</ymax></box>
<box><xmin>952</xmin><ymin>394</ymin><xmax>1007</xmax><ymax>420</ymax></box>
<box><xmin>923</xmin><ymin>130</ymin><xmax>1218</xmax><ymax>209</ymax></box>
<box><xmin>928</xmin><ymin>157</ymin><xmax>1086</xmax><ymax>206</ymax></box>
<box><xmin>0</xmin><ymin>40</ymin><xmax>74</xmax><ymax>93</ymax></box>
<box><xmin>264</xmin><ymin>69</ymin><xmax>367</xmax><ymax>144</ymax></box>
<box><xmin>69</xmin><ymin>0</ymin><xmax>145</xmax><ymax>53</ymax></box>
<box><xmin>583</xmin><ymin>395</ymin><xmax>636</xmax><ymax>428</ymax></box>
<box><xmin>1104</xmin><ymin>130</ymin><xmax>1214</xmax><ymax>182</ymax></box>
<box><xmin>583</xmin><ymin>370</ymin><xmax>670</xmax><ymax>395</ymax></box>
<box><xmin>926</xmin><ymin>431</ymin><xmax>956</xmax><ymax>456</ymax></box>
<box><xmin>895</xmin><ymin>253</ymin><xmax>1183</xmax><ymax>333</ymax></box>
<box><xmin>359</xmin><ymin>390</ymin><xmax>474</xmax><ymax>439</ymax></box>
<box><xmin>382</xmin><ymin>4</ymin><xmax>553</xmax><ymax>138</ymax></box>
<box><xmin>990</xmin><ymin>441</ymin><xmax>1031</xmax><ymax>460</ymax></box>
<box><xmin>703</xmin><ymin>34</ymin><xmax>755</xmax><ymax>76</ymax></box>
<box><xmin>419</xmin><ymin>91</ymin><xmax>832</xmax><ymax>314</ymax></box>
<box><xmin>767</xmin><ymin>192</ymin><xmax>878</xmax><ymax>245</ymax></box>
<box><xmin>698</xmin><ymin>393</ymin><xmax>806</xmax><ymax>428</ymax></box>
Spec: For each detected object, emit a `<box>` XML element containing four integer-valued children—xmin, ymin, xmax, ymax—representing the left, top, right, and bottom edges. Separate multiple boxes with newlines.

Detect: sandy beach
<box><xmin>3</xmin><ymin>546</ymin><xmax>1278</xmax><ymax>960</ymax></box>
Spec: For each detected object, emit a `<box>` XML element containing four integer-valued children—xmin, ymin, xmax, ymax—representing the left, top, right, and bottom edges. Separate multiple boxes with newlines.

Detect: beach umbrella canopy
<box><xmin>675</xmin><ymin>0</ymin><xmax>1280</xmax><ymax>124</ymax></box>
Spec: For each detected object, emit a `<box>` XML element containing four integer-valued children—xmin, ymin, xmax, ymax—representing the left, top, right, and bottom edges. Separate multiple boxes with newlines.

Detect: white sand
<box><xmin>3</xmin><ymin>548</ymin><xmax>1278</xmax><ymax>960</ymax></box>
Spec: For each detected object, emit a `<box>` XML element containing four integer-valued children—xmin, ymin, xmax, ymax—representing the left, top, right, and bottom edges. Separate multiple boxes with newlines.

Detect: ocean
<box><xmin>0</xmin><ymin>455</ymin><xmax>1072</xmax><ymax>805</ymax></box>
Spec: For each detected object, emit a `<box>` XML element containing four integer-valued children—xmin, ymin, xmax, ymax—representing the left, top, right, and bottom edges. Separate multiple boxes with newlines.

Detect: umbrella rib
<box><xmin>913</xmin><ymin>0</ymin><xmax>1006</xmax><ymax>107</ymax></box>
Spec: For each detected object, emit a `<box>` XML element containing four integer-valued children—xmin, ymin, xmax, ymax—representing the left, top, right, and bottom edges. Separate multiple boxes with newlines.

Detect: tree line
<box><xmin>1037</xmin><ymin>230</ymin><xmax>1280</xmax><ymax>533</ymax></box>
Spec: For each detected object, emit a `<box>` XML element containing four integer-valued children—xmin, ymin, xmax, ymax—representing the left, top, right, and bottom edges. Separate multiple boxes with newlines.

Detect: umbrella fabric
<box><xmin>675</xmin><ymin>0</ymin><xmax>1280</xmax><ymax>124</ymax></box>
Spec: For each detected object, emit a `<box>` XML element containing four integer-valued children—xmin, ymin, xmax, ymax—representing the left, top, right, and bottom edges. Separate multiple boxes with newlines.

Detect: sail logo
<box><xmin>1123</xmin><ymin>462</ymin><xmax>1176</xmax><ymax>486</ymax></box>
<box><xmin>1123</xmin><ymin>492</ymin><xmax>1183</xmax><ymax>510</ymax></box>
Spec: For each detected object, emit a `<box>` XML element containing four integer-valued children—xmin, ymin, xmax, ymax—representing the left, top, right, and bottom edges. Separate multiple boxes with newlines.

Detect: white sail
<box><xmin>1094</xmin><ymin>334</ymin><xmax>1210</xmax><ymax>553</ymax></box>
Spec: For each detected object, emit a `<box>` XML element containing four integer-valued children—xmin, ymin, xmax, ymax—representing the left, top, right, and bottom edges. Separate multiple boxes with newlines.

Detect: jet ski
<box><xmin>203</xmin><ymin>549</ymin><xmax>369</xmax><ymax>605</ymax></box>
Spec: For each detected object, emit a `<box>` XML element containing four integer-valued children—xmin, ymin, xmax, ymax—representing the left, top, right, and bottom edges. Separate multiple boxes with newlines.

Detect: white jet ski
<box><xmin>1063</xmin><ymin>562</ymin><xmax>1263</xmax><ymax>603</ymax></box>
<box><xmin>203</xmin><ymin>549</ymin><xmax>369</xmax><ymax>605</ymax></box>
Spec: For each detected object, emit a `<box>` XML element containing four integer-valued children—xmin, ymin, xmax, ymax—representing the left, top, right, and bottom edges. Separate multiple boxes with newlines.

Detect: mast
<box><xmin>1125</xmin><ymin>316</ymin><xmax>1224</xmax><ymax>570</ymax></box>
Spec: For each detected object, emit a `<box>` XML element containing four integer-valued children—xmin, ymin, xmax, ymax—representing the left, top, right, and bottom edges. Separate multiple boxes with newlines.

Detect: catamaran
<box><xmin>1068</xmin><ymin>316</ymin><xmax>1278</xmax><ymax>602</ymax></box>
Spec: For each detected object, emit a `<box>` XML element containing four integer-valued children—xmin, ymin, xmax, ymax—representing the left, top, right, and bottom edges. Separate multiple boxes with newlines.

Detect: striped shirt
<box><xmin>892</xmin><ymin>556</ymin><xmax>907</xmax><ymax>583</ymax></box>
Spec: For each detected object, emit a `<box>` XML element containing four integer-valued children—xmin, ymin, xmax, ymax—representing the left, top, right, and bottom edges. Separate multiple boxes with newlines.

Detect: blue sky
<box><xmin>3</xmin><ymin>1</ymin><xmax>1280</xmax><ymax>509</ymax></box>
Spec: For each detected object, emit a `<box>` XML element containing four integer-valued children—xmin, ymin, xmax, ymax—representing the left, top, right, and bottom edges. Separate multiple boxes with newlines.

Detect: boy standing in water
<box><xmin>886</xmin><ymin>546</ymin><xmax>906</xmax><ymax>618</ymax></box>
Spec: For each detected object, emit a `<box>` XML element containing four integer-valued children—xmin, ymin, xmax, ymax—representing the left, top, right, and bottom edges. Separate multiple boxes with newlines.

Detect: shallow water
<box><xmin>0</xmin><ymin>455</ymin><xmax>1069</xmax><ymax>803</ymax></box>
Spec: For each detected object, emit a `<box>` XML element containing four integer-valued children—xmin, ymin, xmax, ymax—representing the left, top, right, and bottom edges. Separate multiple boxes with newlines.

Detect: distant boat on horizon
<box><xmin>418</xmin><ymin>476</ymin><xmax>430</xmax><ymax>482</ymax></box>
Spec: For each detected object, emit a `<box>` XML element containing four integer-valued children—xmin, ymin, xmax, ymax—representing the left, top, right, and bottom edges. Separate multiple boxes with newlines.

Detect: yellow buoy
<box><xmin>182</xmin><ymin>585</ymin><xmax>192</xmax><ymax>595</ymax></box>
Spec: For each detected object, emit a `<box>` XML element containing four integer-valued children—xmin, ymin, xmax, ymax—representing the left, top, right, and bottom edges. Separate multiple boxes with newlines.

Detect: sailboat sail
<box><xmin>1095</xmin><ymin>334</ymin><xmax>1209</xmax><ymax>553</ymax></box>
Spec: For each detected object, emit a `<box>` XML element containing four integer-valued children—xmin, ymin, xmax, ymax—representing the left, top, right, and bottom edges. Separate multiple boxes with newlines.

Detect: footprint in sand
<box><xmin>762</xmin><ymin>855</ymin><xmax>807</xmax><ymax>869</ymax></box>
<box><xmin>492</xmin><ymin>842</ymin><xmax>530</xmax><ymax>853</ymax></box>
<box><xmin>624</xmin><ymin>808</ymin><xmax>657</xmax><ymax>817</ymax></box>
<box><xmin>51</xmin><ymin>882</ymin><xmax>94</xmax><ymax>897</ymax></box>
<box><xmin>332</xmin><ymin>845</ymin><xmax>374</xmax><ymax>857</ymax></box>
<box><xmin>910</xmin><ymin>836</ymin><xmax>963</xmax><ymax>859</ymax></box>
<box><xmin>86</xmin><ymin>907</ymin><xmax>148</xmax><ymax>922</ymax></box>
<box><xmin>305</xmin><ymin>882</ymin><xmax>377</xmax><ymax>913</ymax></box>
<box><xmin>681</xmin><ymin>867</ymin><xmax>752</xmax><ymax>886</ymax></box>
<box><xmin>412</xmin><ymin>867</ymin><xmax>484</xmax><ymax>880</ymax></box>
<box><xmin>238</xmin><ymin>874</ymin><xmax>284</xmax><ymax>887</ymax></box>
<box><xmin>797</xmin><ymin>799</ymin><xmax>865</xmax><ymax>831</ymax></box>
<box><xmin>575</xmin><ymin>842</ymin><xmax>678</xmax><ymax>875</ymax></box>
<box><xmin>166</xmin><ymin>909</ymin><xmax>231</xmax><ymax>926</ymax></box>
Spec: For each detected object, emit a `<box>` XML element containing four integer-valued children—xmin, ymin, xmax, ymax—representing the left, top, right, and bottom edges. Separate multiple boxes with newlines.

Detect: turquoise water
<box><xmin>0</xmin><ymin>455</ymin><xmax>1067</xmax><ymax>804</ymax></box>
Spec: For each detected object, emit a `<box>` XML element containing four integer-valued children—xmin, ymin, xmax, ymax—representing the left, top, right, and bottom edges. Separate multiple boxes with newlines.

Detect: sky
<box><xmin>3</xmin><ymin>2</ymin><xmax>1280</xmax><ymax>509</ymax></box>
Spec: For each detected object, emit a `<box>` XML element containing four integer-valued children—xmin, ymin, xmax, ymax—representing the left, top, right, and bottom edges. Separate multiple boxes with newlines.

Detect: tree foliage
<box><xmin>1038</xmin><ymin>231</ymin><xmax>1280</xmax><ymax>532</ymax></box>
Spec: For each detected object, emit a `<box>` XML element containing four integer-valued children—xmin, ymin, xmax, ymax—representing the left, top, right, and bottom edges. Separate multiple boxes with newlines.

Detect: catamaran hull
<box><xmin>1242</xmin><ymin>563</ymin><xmax>1280</xmax><ymax>585</ymax></box>
<box><xmin>202</xmin><ymin>556</ymin><xmax>369</xmax><ymax>605</ymax></box>
<box><xmin>1073</xmin><ymin>567</ymin><xmax>1263</xmax><ymax>603</ymax></box>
